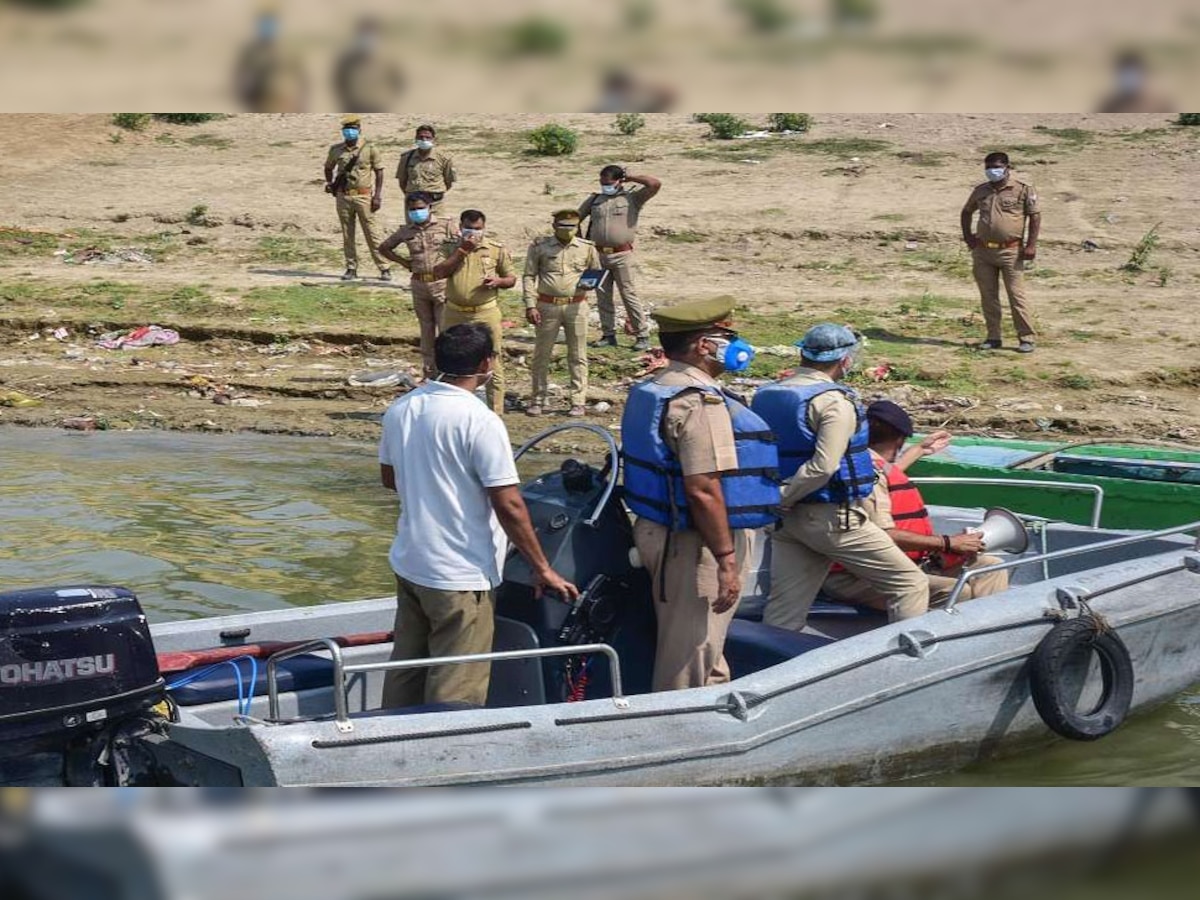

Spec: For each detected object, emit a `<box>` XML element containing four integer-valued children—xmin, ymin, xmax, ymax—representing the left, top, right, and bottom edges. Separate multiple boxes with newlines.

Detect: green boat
<box><xmin>909</xmin><ymin>437</ymin><xmax>1200</xmax><ymax>529</ymax></box>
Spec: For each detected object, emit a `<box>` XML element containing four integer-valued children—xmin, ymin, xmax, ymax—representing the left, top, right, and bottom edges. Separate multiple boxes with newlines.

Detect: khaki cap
<box><xmin>341</xmin><ymin>114</ymin><xmax>362</xmax><ymax>127</ymax></box>
<box><xmin>651</xmin><ymin>296</ymin><xmax>736</xmax><ymax>334</ymax></box>
<box><xmin>552</xmin><ymin>209</ymin><xmax>582</xmax><ymax>225</ymax></box>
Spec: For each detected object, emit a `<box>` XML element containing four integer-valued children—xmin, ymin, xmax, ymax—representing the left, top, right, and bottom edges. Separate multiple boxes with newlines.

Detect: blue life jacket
<box><xmin>621</xmin><ymin>380</ymin><xmax>781</xmax><ymax>531</ymax></box>
<box><xmin>750</xmin><ymin>381</ymin><xmax>875</xmax><ymax>504</ymax></box>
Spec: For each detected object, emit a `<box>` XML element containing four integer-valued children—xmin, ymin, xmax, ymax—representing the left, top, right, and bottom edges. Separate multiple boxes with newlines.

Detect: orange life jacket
<box><xmin>829</xmin><ymin>456</ymin><xmax>963</xmax><ymax>572</ymax></box>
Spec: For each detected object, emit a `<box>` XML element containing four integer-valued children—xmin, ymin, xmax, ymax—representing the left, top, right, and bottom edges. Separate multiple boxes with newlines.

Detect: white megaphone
<box><xmin>972</xmin><ymin>507</ymin><xmax>1030</xmax><ymax>554</ymax></box>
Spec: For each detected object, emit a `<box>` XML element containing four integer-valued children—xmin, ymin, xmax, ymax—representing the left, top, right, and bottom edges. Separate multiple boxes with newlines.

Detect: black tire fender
<box><xmin>1029</xmin><ymin>616</ymin><xmax>1134</xmax><ymax>741</ymax></box>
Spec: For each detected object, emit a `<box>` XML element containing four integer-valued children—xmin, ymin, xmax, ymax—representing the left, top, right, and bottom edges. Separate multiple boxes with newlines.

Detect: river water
<box><xmin>1</xmin><ymin>427</ymin><xmax>1196</xmax><ymax>785</ymax></box>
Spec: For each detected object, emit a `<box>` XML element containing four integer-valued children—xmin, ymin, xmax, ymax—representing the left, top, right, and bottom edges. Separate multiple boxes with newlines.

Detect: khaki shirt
<box><xmin>654</xmin><ymin>362</ymin><xmax>738</xmax><ymax>477</ymax></box>
<box><xmin>325</xmin><ymin>139</ymin><xmax>383</xmax><ymax>193</ymax></box>
<box><xmin>438</xmin><ymin>237</ymin><xmax>515</xmax><ymax>307</ymax></box>
<box><xmin>777</xmin><ymin>368</ymin><xmax>861</xmax><ymax>507</ymax></box>
<box><xmin>379</xmin><ymin>218</ymin><xmax>457</xmax><ymax>276</ymax></box>
<box><xmin>521</xmin><ymin>236</ymin><xmax>599</xmax><ymax>307</ymax></box>
<box><xmin>962</xmin><ymin>177</ymin><xmax>1040</xmax><ymax>243</ymax></box>
<box><xmin>577</xmin><ymin>186</ymin><xmax>652</xmax><ymax>248</ymax></box>
<box><xmin>396</xmin><ymin>148</ymin><xmax>457</xmax><ymax>194</ymax></box>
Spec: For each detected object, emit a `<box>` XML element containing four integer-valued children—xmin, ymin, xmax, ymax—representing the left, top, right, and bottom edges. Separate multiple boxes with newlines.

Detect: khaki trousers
<box><xmin>382</xmin><ymin>575</ymin><xmax>494</xmax><ymax>709</ymax></box>
<box><xmin>530</xmin><ymin>300</ymin><xmax>589</xmax><ymax>408</ymax></box>
<box><xmin>972</xmin><ymin>246</ymin><xmax>1035</xmax><ymax>341</ymax></box>
<box><xmin>634</xmin><ymin>518</ymin><xmax>754</xmax><ymax>692</ymax></box>
<box><xmin>765</xmin><ymin>504</ymin><xmax>929</xmax><ymax>629</ymax></box>
<box><xmin>442</xmin><ymin>302</ymin><xmax>505</xmax><ymax>414</ymax></box>
<box><xmin>824</xmin><ymin>554</ymin><xmax>1008</xmax><ymax>612</ymax></box>
<box><xmin>410</xmin><ymin>278</ymin><xmax>446</xmax><ymax>376</ymax></box>
<box><xmin>596</xmin><ymin>249</ymin><xmax>648</xmax><ymax>338</ymax></box>
<box><xmin>335</xmin><ymin>193</ymin><xmax>388</xmax><ymax>271</ymax></box>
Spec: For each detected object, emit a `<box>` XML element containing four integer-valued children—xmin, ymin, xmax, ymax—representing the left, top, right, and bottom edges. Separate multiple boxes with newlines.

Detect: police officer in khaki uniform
<box><xmin>752</xmin><ymin>325</ymin><xmax>929</xmax><ymax>629</ymax></box>
<box><xmin>523</xmin><ymin>210</ymin><xmax>600</xmax><ymax>417</ymax></box>
<box><xmin>378</xmin><ymin>191</ymin><xmax>457</xmax><ymax>377</ymax></box>
<box><xmin>961</xmin><ymin>151</ymin><xmax>1041</xmax><ymax>352</ymax></box>
<box><xmin>621</xmin><ymin>298</ymin><xmax>782</xmax><ymax>692</ymax></box>
<box><xmin>578</xmin><ymin>165</ymin><xmax>662</xmax><ymax>351</ymax></box>
<box><xmin>821</xmin><ymin>401</ymin><xmax>1008</xmax><ymax>610</ymax></box>
<box><xmin>396</xmin><ymin>125</ymin><xmax>457</xmax><ymax>216</ymax></box>
<box><xmin>323</xmin><ymin>115</ymin><xmax>392</xmax><ymax>281</ymax></box>
<box><xmin>431</xmin><ymin>210</ymin><xmax>516</xmax><ymax>415</ymax></box>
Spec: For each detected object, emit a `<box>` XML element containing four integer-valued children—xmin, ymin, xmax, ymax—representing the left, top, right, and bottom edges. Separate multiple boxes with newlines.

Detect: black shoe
<box><xmin>976</xmin><ymin>339</ymin><xmax>1002</xmax><ymax>350</ymax></box>
<box><xmin>378</xmin><ymin>268</ymin><xmax>393</xmax><ymax>282</ymax></box>
<box><xmin>1017</xmin><ymin>340</ymin><xmax>1036</xmax><ymax>353</ymax></box>
<box><xmin>341</xmin><ymin>268</ymin><xmax>358</xmax><ymax>281</ymax></box>
<box><xmin>631</xmin><ymin>337</ymin><xmax>651</xmax><ymax>351</ymax></box>
<box><xmin>590</xmin><ymin>334</ymin><xmax>618</xmax><ymax>348</ymax></box>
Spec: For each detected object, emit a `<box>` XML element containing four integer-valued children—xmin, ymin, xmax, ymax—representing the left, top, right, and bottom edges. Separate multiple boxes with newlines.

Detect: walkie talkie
<box><xmin>556</xmin><ymin>574</ymin><xmax>609</xmax><ymax>645</ymax></box>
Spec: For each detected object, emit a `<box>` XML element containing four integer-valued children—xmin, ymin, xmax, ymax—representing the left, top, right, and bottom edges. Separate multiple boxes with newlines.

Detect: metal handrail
<box><xmin>514</xmin><ymin>423</ymin><xmax>621</xmax><ymax>528</ymax></box>
<box><xmin>943</xmin><ymin>519</ymin><xmax>1200</xmax><ymax>612</ymax></box>
<box><xmin>910</xmin><ymin>477</ymin><xmax>1105</xmax><ymax>529</ymax></box>
<box><xmin>267</xmin><ymin>638</ymin><xmax>348</xmax><ymax>725</ymax></box>
<box><xmin>266</xmin><ymin>641</ymin><xmax>628</xmax><ymax>733</ymax></box>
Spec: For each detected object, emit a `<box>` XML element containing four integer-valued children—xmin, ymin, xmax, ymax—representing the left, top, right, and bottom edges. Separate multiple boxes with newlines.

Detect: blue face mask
<box><xmin>985</xmin><ymin>167</ymin><xmax>1007</xmax><ymax>183</ymax></box>
<box><xmin>600</xmin><ymin>183</ymin><xmax>620</xmax><ymax>196</ymax></box>
<box><xmin>707</xmin><ymin>336</ymin><xmax>755</xmax><ymax>373</ymax></box>
<box><xmin>342</xmin><ymin>128</ymin><xmax>360</xmax><ymax>143</ymax></box>
<box><xmin>408</xmin><ymin>207</ymin><xmax>431</xmax><ymax>224</ymax></box>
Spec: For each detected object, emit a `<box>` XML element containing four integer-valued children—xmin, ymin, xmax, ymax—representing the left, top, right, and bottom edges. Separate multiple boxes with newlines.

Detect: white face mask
<box><xmin>415</xmin><ymin>139</ymin><xmax>434</xmax><ymax>151</ymax></box>
<box><xmin>460</xmin><ymin>227</ymin><xmax>484</xmax><ymax>241</ymax></box>
<box><xmin>600</xmin><ymin>183</ymin><xmax>620</xmax><ymax>196</ymax></box>
<box><xmin>985</xmin><ymin>167</ymin><xmax>1008</xmax><ymax>183</ymax></box>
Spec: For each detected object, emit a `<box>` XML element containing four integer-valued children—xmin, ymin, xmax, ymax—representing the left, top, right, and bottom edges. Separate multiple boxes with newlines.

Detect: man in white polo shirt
<box><xmin>379</xmin><ymin>322</ymin><xmax>579</xmax><ymax>709</ymax></box>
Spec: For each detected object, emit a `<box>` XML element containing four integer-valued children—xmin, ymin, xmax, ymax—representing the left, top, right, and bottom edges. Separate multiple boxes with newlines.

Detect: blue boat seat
<box><xmin>167</xmin><ymin>655</ymin><xmax>333</xmax><ymax>707</ymax></box>
<box><xmin>724</xmin><ymin>618</ymin><xmax>834</xmax><ymax>679</ymax></box>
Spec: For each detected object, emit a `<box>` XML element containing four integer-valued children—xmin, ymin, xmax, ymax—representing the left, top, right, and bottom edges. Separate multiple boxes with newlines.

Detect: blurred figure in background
<box><xmin>333</xmin><ymin>17</ymin><xmax>404</xmax><ymax>114</ymax></box>
<box><xmin>233</xmin><ymin>5</ymin><xmax>308</xmax><ymax>112</ymax></box>
<box><xmin>1097</xmin><ymin>50</ymin><xmax>1176</xmax><ymax>113</ymax></box>
<box><xmin>396</xmin><ymin>125</ymin><xmax>457</xmax><ymax>216</ymax></box>
<box><xmin>589</xmin><ymin>69</ymin><xmax>676</xmax><ymax>113</ymax></box>
<box><xmin>323</xmin><ymin>115</ymin><xmax>391</xmax><ymax>282</ymax></box>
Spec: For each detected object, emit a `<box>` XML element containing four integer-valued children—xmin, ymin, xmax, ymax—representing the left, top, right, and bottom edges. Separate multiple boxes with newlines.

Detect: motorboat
<box><xmin>3</xmin><ymin>425</ymin><xmax>1199</xmax><ymax>787</ymax></box>
<box><xmin>909</xmin><ymin>436</ymin><xmax>1200</xmax><ymax>529</ymax></box>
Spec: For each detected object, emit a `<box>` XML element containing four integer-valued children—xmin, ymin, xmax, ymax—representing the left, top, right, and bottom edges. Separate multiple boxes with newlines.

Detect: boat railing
<box><xmin>910</xmin><ymin>477</ymin><xmax>1105</xmax><ymax>528</ymax></box>
<box><xmin>266</xmin><ymin>640</ymin><xmax>628</xmax><ymax>733</ymax></box>
<box><xmin>943</xmin><ymin>519</ymin><xmax>1200</xmax><ymax>612</ymax></box>
<box><xmin>514</xmin><ymin>423</ymin><xmax>621</xmax><ymax>528</ymax></box>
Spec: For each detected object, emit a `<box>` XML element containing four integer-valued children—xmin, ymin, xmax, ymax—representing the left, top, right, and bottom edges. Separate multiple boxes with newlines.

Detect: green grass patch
<box><xmin>663</xmin><ymin>230</ymin><xmax>707</xmax><ymax>244</ymax></box>
<box><xmin>184</xmin><ymin>133</ymin><xmax>233</xmax><ymax>150</ymax></box>
<box><xmin>789</xmin><ymin>137</ymin><xmax>891</xmax><ymax>157</ymax></box>
<box><xmin>795</xmin><ymin>257</ymin><xmax>859</xmax><ymax>273</ymax></box>
<box><xmin>1057</xmin><ymin>373</ymin><xmax>1096</xmax><ymax>390</ymax></box>
<box><xmin>0</xmin><ymin>227</ymin><xmax>61</xmax><ymax>258</ymax></box>
<box><xmin>895</xmin><ymin>150</ymin><xmax>951</xmax><ymax>167</ymax></box>
<box><xmin>895</xmin><ymin>291</ymin><xmax>966</xmax><ymax>315</ymax></box>
<box><xmin>898</xmin><ymin>248</ymin><xmax>973</xmax><ymax>280</ymax></box>
<box><xmin>872</xmin><ymin>213</ymin><xmax>906</xmax><ymax>222</ymax></box>
<box><xmin>1031</xmin><ymin>125</ymin><xmax>1094</xmax><ymax>144</ymax></box>
<box><xmin>256</xmin><ymin>235</ymin><xmax>341</xmax><ymax>266</ymax></box>
<box><xmin>240</xmin><ymin>284</ymin><xmax>411</xmax><ymax>329</ymax></box>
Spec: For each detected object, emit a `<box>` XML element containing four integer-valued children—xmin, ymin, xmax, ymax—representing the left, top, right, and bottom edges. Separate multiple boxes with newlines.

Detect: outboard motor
<box><xmin>0</xmin><ymin>585</ymin><xmax>165</xmax><ymax>786</ymax></box>
<box><xmin>497</xmin><ymin>426</ymin><xmax>657</xmax><ymax>700</ymax></box>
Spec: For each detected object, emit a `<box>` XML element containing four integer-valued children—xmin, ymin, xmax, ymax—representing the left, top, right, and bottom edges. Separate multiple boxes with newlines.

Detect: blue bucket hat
<box><xmin>797</xmin><ymin>323</ymin><xmax>859</xmax><ymax>363</ymax></box>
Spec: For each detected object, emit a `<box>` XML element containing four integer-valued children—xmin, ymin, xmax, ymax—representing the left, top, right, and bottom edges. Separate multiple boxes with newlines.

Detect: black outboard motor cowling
<box><xmin>0</xmin><ymin>585</ymin><xmax>164</xmax><ymax>776</ymax></box>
